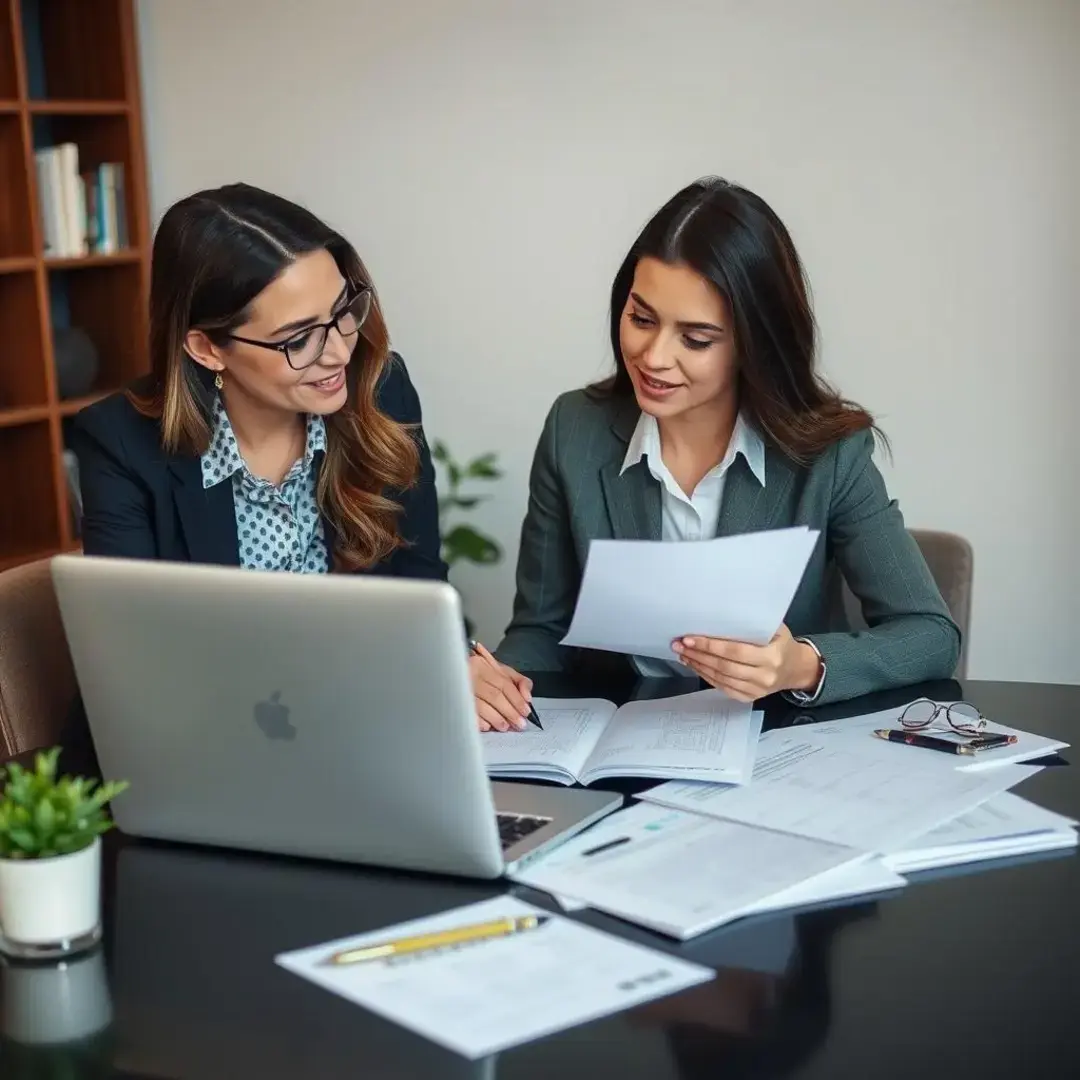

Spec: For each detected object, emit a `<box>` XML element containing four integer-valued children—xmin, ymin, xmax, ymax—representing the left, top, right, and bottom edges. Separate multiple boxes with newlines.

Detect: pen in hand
<box><xmin>468</xmin><ymin>639</ymin><xmax>543</xmax><ymax>730</ymax></box>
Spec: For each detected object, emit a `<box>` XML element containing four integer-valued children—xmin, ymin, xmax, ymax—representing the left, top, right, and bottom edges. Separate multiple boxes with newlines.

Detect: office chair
<box><xmin>840</xmin><ymin>530</ymin><xmax>973</xmax><ymax>679</ymax></box>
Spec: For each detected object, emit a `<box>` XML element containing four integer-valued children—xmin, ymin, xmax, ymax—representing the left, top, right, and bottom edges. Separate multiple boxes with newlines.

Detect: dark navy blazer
<box><xmin>68</xmin><ymin>353</ymin><xmax>447</xmax><ymax>581</ymax></box>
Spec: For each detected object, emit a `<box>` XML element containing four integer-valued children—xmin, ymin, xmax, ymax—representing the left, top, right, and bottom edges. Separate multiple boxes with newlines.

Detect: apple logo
<box><xmin>253</xmin><ymin>691</ymin><xmax>296</xmax><ymax>741</ymax></box>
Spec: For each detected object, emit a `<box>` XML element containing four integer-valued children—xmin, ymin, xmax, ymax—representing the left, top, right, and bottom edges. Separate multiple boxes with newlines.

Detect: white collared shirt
<box><xmin>621</xmin><ymin>410</ymin><xmax>766</xmax><ymax>678</ymax></box>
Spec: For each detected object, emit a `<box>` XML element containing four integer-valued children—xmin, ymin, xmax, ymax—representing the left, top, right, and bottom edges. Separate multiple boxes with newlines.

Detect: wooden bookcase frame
<box><xmin>0</xmin><ymin>0</ymin><xmax>150</xmax><ymax>570</ymax></box>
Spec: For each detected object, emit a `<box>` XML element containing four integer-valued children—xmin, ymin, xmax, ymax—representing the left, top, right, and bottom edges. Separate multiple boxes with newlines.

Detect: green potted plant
<box><xmin>431</xmin><ymin>441</ymin><xmax>503</xmax><ymax>570</ymax></box>
<box><xmin>0</xmin><ymin>748</ymin><xmax>128</xmax><ymax>960</ymax></box>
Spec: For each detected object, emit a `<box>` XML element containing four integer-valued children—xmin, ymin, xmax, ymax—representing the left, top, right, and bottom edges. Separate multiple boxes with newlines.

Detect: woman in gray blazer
<box><xmin>472</xmin><ymin>178</ymin><xmax>959</xmax><ymax>731</ymax></box>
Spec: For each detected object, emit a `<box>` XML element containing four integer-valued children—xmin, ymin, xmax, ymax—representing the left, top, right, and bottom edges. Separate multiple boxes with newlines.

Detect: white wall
<box><xmin>136</xmin><ymin>0</ymin><xmax>1079</xmax><ymax>684</ymax></box>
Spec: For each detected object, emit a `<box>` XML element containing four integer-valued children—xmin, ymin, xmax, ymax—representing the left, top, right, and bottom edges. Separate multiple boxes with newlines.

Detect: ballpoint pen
<box><xmin>321</xmin><ymin>913</ymin><xmax>549</xmax><ymax>966</ymax></box>
<box><xmin>874</xmin><ymin>729</ymin><xmax>1017</xmax><ymax>755</ymax></box>
<box><xmin>468</xmin><ymin>639</ymin><xmax>543</xmax><ymax>730</ymax></box>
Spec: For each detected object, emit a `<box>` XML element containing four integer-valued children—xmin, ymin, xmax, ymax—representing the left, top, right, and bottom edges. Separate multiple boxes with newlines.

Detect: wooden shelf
<box><xmin>58</xmin><ymin>389</ymin><xmax>114</xmax><ymax>416</ymax></box>
<box><xmin>45</xmin><ymin>248</ymin><xmax>142</xmax><ymax>270</ymax></box>
<box><xmin>0</xmin><ymin>0</ymin><xmax>150</xmax><ymax>573</ymax></box>
<box><xmin>27</xmin><ymin>99</ymin><xmax>129</xmax><ymax>115</ymax></box>
<box><xmin>0</xmin><ymin>404</ymin><xmax>50</xmax><ymax>428</ymax></box>
<box><xmin>0</xmin><ymin>254</ymin><xmax>34</xmax><ymax>273</ymax></box>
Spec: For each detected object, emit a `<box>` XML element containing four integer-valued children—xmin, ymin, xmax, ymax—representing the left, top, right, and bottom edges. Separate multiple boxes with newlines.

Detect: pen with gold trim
<box><xmin>321</xmin><ymin>913</ymin><xmax>550</xmax><ymax>966</ymax></box>
<box><xmin>874</xmin><ymin>728</ymin><xmax>975</xmax><ymax>755</ymax></box>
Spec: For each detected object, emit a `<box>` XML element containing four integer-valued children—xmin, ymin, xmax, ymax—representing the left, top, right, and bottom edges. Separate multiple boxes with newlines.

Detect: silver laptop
<box><xmin>51</xmin><ymin>555</ymin><xmax>620</xmax><ymax>878</ymax></box>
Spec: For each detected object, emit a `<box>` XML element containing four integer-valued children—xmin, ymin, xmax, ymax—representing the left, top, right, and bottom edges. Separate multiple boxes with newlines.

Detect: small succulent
<box><xmin>0</xmin><ymin>748</ymin><xmax>128</xmax><ymax>860</ymax></box>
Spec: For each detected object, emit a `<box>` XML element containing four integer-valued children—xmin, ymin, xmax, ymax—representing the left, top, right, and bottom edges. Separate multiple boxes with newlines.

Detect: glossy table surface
<box><xmin>1</xmin><ymin>677</ymin><xmax>1077</xmax><ymax>1080</ymax></box>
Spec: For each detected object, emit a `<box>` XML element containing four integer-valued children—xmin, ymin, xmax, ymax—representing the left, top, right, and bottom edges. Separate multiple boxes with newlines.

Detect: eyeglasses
<box><xmin>227</xmin><ymin>288</ymin><xmax>373</xmax><ymax>370</ymax></box>
<box><xmin>899</xmin><ymin>698</ymin><xmax>987</xmax><ymax>738</ymax></box>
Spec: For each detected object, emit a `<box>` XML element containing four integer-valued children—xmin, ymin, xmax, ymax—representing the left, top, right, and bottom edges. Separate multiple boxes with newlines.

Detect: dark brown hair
<box><xmin>129</xmin><ymin>183</ymin><xmax>419</xmax><ymax>570</ymax></box>
<box><xmin>594</xmin><ymin>177</ymin><xmax>879</xmax><ymax>462</ymax></box>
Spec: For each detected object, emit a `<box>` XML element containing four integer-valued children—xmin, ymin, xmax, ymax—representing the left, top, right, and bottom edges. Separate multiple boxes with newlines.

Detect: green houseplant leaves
<box><xmin>431</xmin><ymin>441</ymin><xmax>503</xmax><ymax>570</ymax></box>
<box><xmin>0</xmin><ymin>748</ymin><xmax>128</xmax><ymax>861</ymax></box>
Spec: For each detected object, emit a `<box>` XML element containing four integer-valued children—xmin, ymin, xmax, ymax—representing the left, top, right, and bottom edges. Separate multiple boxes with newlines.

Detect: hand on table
<box><xmin>468</xmin><ymin>647</ymin><xmax>534</xmax><ymax>732</ymax></box>
<box><xmin>671</xmin><ymin>623</ymin><xmax>822</xmax><ymax>703</ymax></box>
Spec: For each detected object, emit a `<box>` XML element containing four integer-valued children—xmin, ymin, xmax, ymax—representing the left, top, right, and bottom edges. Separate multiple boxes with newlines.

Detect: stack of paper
<box><xmin>637</xmin><ymin>728</ymin><xmax>1040</xmax><ymax>853</ymax></box>
<box><xmin>883</xmin><ymin>792</ymin><xmax>1078</xmax><ymax>873</ymax></box>
<box><xmin>510</xmin><ymin>801</ymin><xmax>877</xmax><ymax>940</ymax></box>
<box><xmin>483</xmin><ymin>692</ymin><xmax>762</xmax><ymax>786</ymax></box>
<box><xmin>786</xmin><ymin>704</ymin><xmax>1069</xmax><ymax>771</ymax></box>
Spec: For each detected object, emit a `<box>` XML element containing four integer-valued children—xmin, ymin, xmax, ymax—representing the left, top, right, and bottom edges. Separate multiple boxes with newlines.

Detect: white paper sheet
<box><xmin>788</xmin><ymin>704</ymin><xmax>1069</xmax><ymax>771</ymax></box>
<box><xmin>561</xmin><ymin>526</ymin><xmax>819</xmax><ymax>661</ymax></box>
<box><xmin>638</xmin><ymin>729</ymin><xmax>1040</xmax><ymax>853</ymax></box>
<box><xmin>730</xmin><ymin>858</ymin><xmax>906</xmax><ymax>918</ymax></box>
<box><xmin>275</xmin><ymin>897</ymin><xmax>713</xmax><ymax>1059</ymax></box>
<box><xmin>510</xmin><ymin>802</ymin><xmax>863</xmax><ymax>940</ymax></box>
<box><xmin>883</xmin><ymin>792</ymin><xmax>1079</xmax><ymax>872</ymax></box>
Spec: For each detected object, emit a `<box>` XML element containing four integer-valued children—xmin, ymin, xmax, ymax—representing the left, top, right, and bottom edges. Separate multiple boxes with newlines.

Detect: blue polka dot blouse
<box><xmin>200</xmin><ymin>396</ymin><xmax>330</xmax><ymax>573</ymax></box>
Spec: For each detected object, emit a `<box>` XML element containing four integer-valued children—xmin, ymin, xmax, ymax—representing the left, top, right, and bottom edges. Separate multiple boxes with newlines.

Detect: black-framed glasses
<box><xmin>227</xmin><ymin>288</ymin><xmax>373</xmax><ymax>370</ymax></box>
<box><xmin>899</xmin><ymin>698</ymin><xmax>987</xmax><ymax>738</ymax></box>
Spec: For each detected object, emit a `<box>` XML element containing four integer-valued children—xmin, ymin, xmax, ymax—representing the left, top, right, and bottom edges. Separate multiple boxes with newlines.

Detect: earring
<box><xmin>214</xmin><ymin>372</ymin><xmax>224</xmax><ymax>390</ymax></box>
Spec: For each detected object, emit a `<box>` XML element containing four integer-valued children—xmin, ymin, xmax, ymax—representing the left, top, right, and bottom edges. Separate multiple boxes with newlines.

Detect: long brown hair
<box><xmin>594</xmin><ymin>177</ymin><xmax>881</xmax><ymax>463</ymax></box>
<box><xmin>129</xmin><ymin>183</ymin><xmax>419</xmax><ymax>570</ymax></box>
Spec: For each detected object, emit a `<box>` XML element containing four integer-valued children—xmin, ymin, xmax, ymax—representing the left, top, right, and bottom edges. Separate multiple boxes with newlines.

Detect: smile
<box><xmin>636</xmin><ymin>369</ymin><xmax>683</xmax><ymax>395</ymax></box>
<box><xmin>307</xmin><ymin>369</ymin><xmax>346</xmax><ymax>393</ymax></box>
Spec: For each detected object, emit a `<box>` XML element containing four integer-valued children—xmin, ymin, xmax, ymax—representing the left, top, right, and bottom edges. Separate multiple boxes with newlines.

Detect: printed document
<box><xmin>638</xmin><ymin>729</ymin><xmax>1041</xmax><ymax>853</ymax></box>
<box><xmin>882</xmin><ymin>792</ymin><xmax>1078</xmax><ymax>873</ymax></box>
<box><xmin>276</xmin><ymin>896</ymin><xmax>713</xmax><ymax>1059</ymax></box>
<box><xmin>483</xmin><ymin>692</ymin><xmax>761</xmax><ymax>785</ymax></box>
<box><xmin>561</xmin><ymin>526</ymin><xmax>819</xmax><ymax>661</ymax></box>
<box><xmin>510</xmin><ymin>802</ymin><xmax>864</xmax><ymax>940</ymax></box>
<box><xmin>786</xmin><ymin>704</ymin><xmax>1069</xmax><ymax>771</ymax></box>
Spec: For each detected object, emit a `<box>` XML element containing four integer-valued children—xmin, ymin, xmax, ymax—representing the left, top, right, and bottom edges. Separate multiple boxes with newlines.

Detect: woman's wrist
<box><xmin>787</xmin><ymin>639</ymin><xmax>824</xmax><ymax>693</ymax></box>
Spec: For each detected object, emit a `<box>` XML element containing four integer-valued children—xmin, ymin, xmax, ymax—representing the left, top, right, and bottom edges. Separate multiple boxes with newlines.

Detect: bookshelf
<box><xmin>0</xmin><ymin>0</ymin><xmax>149</xmax><ymax>571</ymax></box>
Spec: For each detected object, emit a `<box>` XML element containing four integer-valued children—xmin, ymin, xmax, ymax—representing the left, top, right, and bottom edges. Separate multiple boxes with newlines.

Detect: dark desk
<box><xmin>1</xmin><ymin>679</ymin><xmax>1077</xmax><ymax>1079</ymax></box>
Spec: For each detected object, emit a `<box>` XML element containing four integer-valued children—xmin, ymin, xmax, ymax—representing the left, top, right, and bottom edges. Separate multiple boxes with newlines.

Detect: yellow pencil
<box><xmin>321</xmin><ymin>913</ymin><xmax>549</xmax><ymax>966</ymax></box>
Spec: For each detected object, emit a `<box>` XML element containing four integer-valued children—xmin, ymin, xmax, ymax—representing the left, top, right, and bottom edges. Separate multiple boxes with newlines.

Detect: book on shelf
<box><xmin>34</xmin><ymin>143</ymin><xmax>128</xmax><ymax>258</ymax></box>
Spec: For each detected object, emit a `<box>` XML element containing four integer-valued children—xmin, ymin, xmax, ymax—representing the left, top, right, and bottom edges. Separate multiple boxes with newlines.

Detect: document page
<box><xmin>481</xmin><ymin>699</ymin><xmax>617</xmax><ymax>784</ymax></box>
<box><xmin>578</xmin><ymin>690</ymin><xmax>761</xmax><ymax>785</ymax></box>
<box><xmin>789</xmin><ymin>704</ymin><xmax>1070</xmax><ymax>771</ymax></box>
<box><xmin>639</xmin><ymin>730</ymin><xmax>1041</xmax><ymax>853</ymax></box>
<box><xmin>511</xmin><ymin>802</ymin><xmax>863</xmax><ymax>940</ymax></box>
<box><xmin>731</xmin><ymin>858</ymin><xmax>906</xmax><ymax>921</ymax></box>
<box><xmin>882</xmin><ymin>792</ymin><xmax>1078</xmax><ymax>872</ymax></box>
<box><xmin>276</xmin><ymin>896</ymin><xmax>713</xmax><ymax>1059</ymax></box>
<box><xmin>561</xmin><ymin>526</ymin><xmax>819</xmax><ymax>662</ymax></box>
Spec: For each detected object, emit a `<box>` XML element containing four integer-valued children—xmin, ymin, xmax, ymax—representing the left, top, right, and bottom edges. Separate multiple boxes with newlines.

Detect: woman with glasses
<box><xmin>476</xmin><ymin>177</ymin><xmax>960</xmax><ymax>729</ymax></box>
<box><xmin>70</xmin><ymin>183</ymin><xmax>445</xmax><ymax>581</ymax></box>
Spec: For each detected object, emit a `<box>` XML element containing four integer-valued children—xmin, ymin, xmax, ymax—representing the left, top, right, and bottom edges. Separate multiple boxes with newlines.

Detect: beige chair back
<box><xmin>840</xmin><ymin>529</ymin><xmax>973</xmax><ymax>678</ymax></box>
<box><xmin>0</xmin><ymin>559</ymin><xmax>77</xmax><ymax>760</ymax></box>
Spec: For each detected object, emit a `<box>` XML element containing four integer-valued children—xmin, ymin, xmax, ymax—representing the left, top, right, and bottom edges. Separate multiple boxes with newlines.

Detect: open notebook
<box><xmin>481</xmin><ymin>690</ymin><xmax>762</xmax><ymax>786</ymax></box>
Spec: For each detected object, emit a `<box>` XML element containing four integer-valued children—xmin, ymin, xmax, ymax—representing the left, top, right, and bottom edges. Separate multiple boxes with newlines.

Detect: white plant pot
<box><xmin>0</xmin><ymin>837</ymin><xmax>102</xmax><ymax>959</ymax></box>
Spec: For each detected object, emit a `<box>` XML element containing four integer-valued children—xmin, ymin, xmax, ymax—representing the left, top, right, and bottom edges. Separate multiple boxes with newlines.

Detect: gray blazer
<box><xmin>495</xmin><ymin>389</ymin><xmax>960</xmax><ymax>705</ymax></box>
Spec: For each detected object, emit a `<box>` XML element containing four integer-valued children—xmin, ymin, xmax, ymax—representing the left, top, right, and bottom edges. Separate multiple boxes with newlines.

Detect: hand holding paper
<box><xmin>672</xmin><ymin>622</ymin><xmax>823</xmax><ymax>702</ymax></box>
<box><xmin>561</xmin><ymin>527</ymin><xmax>819</xmax><ymax>662</ymax></box>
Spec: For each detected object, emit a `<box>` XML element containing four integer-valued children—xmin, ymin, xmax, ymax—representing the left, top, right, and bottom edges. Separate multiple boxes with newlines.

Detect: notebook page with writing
<box><xmin>577</xmin><ymin>691</ymin><xmax>759</xmax><ymax>785</ymax></box>
<box><xmin>481</xmin><ymin>699</ymin><xmax>617</xmax><ymax>784</ymax></box>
